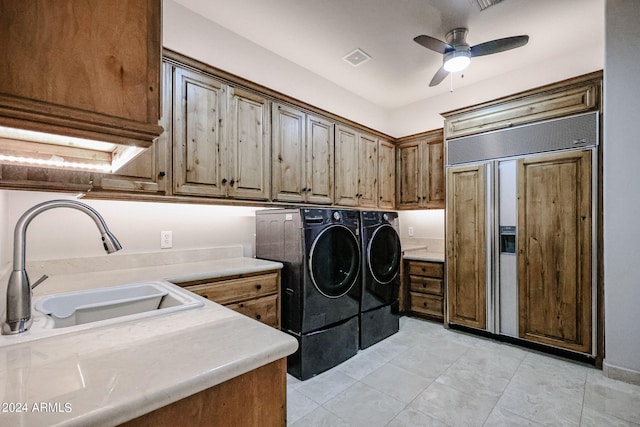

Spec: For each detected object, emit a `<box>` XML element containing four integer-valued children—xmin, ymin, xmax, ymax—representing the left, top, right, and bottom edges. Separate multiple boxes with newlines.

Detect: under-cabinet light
<box><xmin>0</xmin><ymin>154</ymin><xmax>113</xmax><ymax>172</ymax></box>
<box><xmin>0</xmin><ymin>126</ymin><xmax>146</xmax><ymax>173</ymax></box>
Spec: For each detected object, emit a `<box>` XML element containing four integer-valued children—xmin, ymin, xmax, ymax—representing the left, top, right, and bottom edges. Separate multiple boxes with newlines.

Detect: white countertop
<box><xmin>402</xmin><ymin>248</ymin><xmax>445</xmax><ymax>262</ymax></box>
<box><xmin>0</xmin><ymin>251</ymin><xmax>297</xmax><ymax>427</ymax></box>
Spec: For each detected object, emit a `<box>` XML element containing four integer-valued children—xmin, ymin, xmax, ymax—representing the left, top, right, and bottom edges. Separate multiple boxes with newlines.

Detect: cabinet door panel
<box><xmin>272</xmin><ymin>104</ymin><xmax>305</xmax><ymax>203</ymax></box>
<box><xmin>378</xmin><ymin>140</ymin><xmax>395</xmax><ymax>209</ymax></box>
<box><xmin>446</xmin><ymin>164</ymin><xmax>486</xmax><ymax>330</ymax></box>
<box><xmin>306</xmin><ymin>115</ymin><xmax>334</xmax><ymax>204</ymax></box>
<box><xmin>173</xmin><ymin>68</ymin><xmax>225</xmax><ymax>197</ymax></box>
<box><xmin>425</xmin><ymin>139</ymin><xmax>445</xmax><ymax>208</ymax></box>
<box><xmin>397</xmin><ymin>142</ymin><xmax>421</xmax><ymax>208</ymax></box>
<box><xmin>359</xmin><ymin>134</ymin><xmax>378</xmax><ymax>208</ymax></box>
<box><xmin>335</xmin><ymin>125</ymin><xmax>359</xmax><ymax>206</ymax></box>
<box><xmin>95</xmin><ymin>61</ymin><xmax>172</xmax><ymax>194</ymax></box>
<box><xmin>228</xmin><ymin>88</ymin><xmax>270</xmax><ymax>200</ymax></box>
<box><xmin>518</xmin><ymin>150</ymin><xmax>592</xmax><ymax>353</ymax></box>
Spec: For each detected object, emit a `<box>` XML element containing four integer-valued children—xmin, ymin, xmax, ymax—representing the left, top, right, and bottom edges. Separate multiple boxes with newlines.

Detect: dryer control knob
<box><xmin>383</xmin><ymin>213</ymin><xmax>389</xmax><ymax>221</ymax></box>
<box><xmin>332</xmin><ymin>211</ymin><xmax>341</xmax><ymax>221</ymax></box>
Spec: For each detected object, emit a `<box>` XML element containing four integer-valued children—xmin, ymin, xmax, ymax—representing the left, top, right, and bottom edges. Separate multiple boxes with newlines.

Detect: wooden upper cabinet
<box><xmin>396</xmin><ymin>129</ymin><xmax>445</xmax><ymax>209</ymax></box>
<box><xmin>227</xmin><ymin>87</ymin><xmax>270</xmax><ymax>201</ymax></box>
<box><xmin>272</xmin><ymin>103</ymin><xmax>333</xmax><ymax>204</ymax></box>
<box><xmin>335</xmin><ymin>125</ymin><xmax>379</xmax><ymax>208</ymax></box>
<box><xmin>335</xmin><ymin>125</ymin><xmax>360</xmax><ymax>206</ymax></box>
<box><xmin>172</xmin><ymin>65</ymin><xmax>270</xmax><ymax>201</ymax></box>
<box><xmin>306</xmin><ymin>115</ymin><xmax>334</xmax><ymax>204</ymax></box>
<box><xmin>173</xmin><ymin>67</ymin><xmax>226</xmax><ymax>198</ymax></box>
<box><xmin>0</xmin><ymin>0</ymin><xmax>163</xmax><ymax>147</ymax></box>
<box><xmin>358</xmin><ymin>134</ymin><xmax>379</xmax><ymax>208</ymax></box>
<box><xmin>92</xmin><ymin>61</ymin><xmax>173</xmax><ymax>195</ymax></box>
<box><xmin>442</xmin><ymin>71</ymin><xmax>602</xmax><ymax>139</ymax></box>
<box><xmin>518</xmin><ymin>150</ymin><xmax>593</xmax><ymax>353</ymax></box>
<box><xmin>378</xmin><ymin>140</ymin><xmax>395</xmax><ymax>209</ymax></box>
<box><xmin>446</xmin><ymin>163</ymin><xmax>487</xmax><ymax>330</ymax></box>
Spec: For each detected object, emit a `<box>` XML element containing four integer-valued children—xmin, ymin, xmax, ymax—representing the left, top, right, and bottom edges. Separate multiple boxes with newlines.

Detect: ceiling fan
<box><xmin>414</xmin><ymin>28</ymin><xmax>529</xmax><ymax>87</ymax></box>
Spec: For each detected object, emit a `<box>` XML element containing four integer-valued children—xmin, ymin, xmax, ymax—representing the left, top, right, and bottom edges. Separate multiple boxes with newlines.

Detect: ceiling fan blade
<box><xmin>414</xmin><ymin>35</ymin><xmax>452</xmax><ymax>54</ymax></box>
<box><xmin>429</xmin><ymin>65</ymin><xmax>449</xmax><ymax>87</ymax></box>
<box><xmin>470</xmin><ymin>35</ymin><xmax>529</xmax><ymax>57</ymax></box>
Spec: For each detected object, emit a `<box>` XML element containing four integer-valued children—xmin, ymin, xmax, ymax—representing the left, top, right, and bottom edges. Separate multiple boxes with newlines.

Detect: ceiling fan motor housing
<box><xmin>443</xmin><ymin>28</ymin><xmax>471</xmax><ymax>72</ymax></box>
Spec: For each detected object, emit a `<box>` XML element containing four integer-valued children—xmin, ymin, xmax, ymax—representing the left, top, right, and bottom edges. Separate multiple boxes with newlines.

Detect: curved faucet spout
<box><xmin>2</xmin><ymin>199</ymin><xmax>122</xmax><ymax>335</ymax></box>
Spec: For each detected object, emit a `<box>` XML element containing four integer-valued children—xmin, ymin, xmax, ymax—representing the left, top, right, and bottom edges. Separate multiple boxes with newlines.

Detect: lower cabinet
<box><xmin>407</xmin><ymin>260</ymin><xmax>445</xmax><ymax>321</ymax></box>
<box><xmin>120</xmin><ymin>358</ymin><xmax>286</xmax><ymax>427</ymax></box>
<box><xmin>177</xmin><ymin>270</ymin><xmax>281</xmax><ymax>329</ymax></box>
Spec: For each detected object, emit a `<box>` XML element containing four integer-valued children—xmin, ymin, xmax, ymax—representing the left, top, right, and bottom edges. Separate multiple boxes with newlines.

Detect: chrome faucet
<box><xmin>2</xmin><ymin>199</ymin><xmax>122</xmax><ymax>335</ymax></box>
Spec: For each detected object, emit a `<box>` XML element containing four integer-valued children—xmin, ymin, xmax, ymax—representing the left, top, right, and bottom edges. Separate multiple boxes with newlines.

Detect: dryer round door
<box><xmin>368</xmin><ymin>224</ymin><xmax>401</xmax><ymax>284</ymax></box>
<box><xmin>309</xmin><ymin>225</ymin><xmax>360</xmax><ymax>298</ymax></box>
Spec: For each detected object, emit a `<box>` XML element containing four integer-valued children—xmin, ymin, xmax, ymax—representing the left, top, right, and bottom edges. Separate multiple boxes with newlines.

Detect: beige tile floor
<box><xmin>286</xmin><ymin>316</ymin><xmax>640</xmax><ymax>426</ymax></box>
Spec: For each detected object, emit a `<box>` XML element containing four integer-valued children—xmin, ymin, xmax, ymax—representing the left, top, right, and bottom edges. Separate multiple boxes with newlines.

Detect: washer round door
<box><xmin>368</xmin><ymin>224</ymin><xmax>401</xmax><ymax>284</ymax></box>
<box><xmin>309</xmin><ymin>225</ymin><xmax>360</xmax><ymax>298</ymax></box>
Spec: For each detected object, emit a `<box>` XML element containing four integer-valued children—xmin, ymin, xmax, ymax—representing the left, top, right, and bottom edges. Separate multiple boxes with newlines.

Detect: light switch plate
<box><xmin>408</xmin><ymin>227</ymin><xmax>414</xmax><ymax>237</ymax></box>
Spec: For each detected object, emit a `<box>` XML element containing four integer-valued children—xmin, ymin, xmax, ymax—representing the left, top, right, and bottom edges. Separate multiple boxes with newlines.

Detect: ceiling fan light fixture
<box><xmin>443</xmin><ymin>50</ymin><xmax>471</xmax><ymax>72</ymax></box>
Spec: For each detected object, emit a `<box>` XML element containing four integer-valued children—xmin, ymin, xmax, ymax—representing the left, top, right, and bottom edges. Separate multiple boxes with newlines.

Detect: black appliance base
<box><xmin>360</xmin><ymin>301</ymin><xmax>399</xmax><ymax>349</ymax></box>
<box><xmin>287</xmin><ymin>316</ymin><xmax>359</xmax><ymax>381</ymax></box>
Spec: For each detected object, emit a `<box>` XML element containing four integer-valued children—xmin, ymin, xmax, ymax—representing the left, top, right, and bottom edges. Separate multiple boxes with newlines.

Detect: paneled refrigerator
<box><xmin>445</xmin><ymin>111</ymin><xmax>599</xmax><ymax>358</ymax></box>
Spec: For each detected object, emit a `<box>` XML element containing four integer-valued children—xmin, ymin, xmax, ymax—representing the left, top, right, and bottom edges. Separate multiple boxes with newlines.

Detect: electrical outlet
<box><xmin>408</xmin><ymin>226</ymin><xmax>414</xmax><ymax>237</ymax></box>
<box><xmin>160</xmin><ymin>231</ymin><xmax>173</xmax><ymax>249</ymax></box>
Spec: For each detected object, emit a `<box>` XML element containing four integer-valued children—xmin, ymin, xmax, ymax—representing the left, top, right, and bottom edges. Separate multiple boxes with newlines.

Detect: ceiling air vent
<box><xmin>343</xmin><ymin>48</ymin><xmax>371</xmax><ymax>67</ymax></box>
<box><xmin>477</xmin><ymin>0</ymin><xmax>503</xmax><ymax>11</ymax></box>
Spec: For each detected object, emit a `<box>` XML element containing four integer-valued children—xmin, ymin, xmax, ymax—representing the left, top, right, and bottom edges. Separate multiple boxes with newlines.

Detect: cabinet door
<box><xmin>446</xmin><ymin>164</ymin><xmax>487</xmax><ymax>330</ymax></box>
<box><xmin>306</xmin><ymin>115</ymin><xmax>334</xmax><ymax>204</ymax></box>
<box><xmin>173</xmin><ymin>67</ymin><xmax>226</xmax><ymax>197</ymax></box>
<box><xmin>397</xmin><ymin>141</ymin><xmax>421</xmax><ymax>208</ymax></box>
<box><xmin>93</xmin><ymin>61</ymin><xmax>172</xmax><ymax>195</ymax></box>
<box><xmin>335</xmin><ymin>125</ymin><xmax>359</xmax><ymax>206</ymax></box>
<box><xmin>378</xmin><ymin>140</ymin><xmax>395</xmax><ymax>209</ymax></box>
<box><xmin>358</xmin><ymin>134</ymin><xmax>378</xmax><ymax>208</ymax></box>
<box><xmin>517</xmin><ymin>150</ymin><xmax>592</xmax><ymax>353</ymax></box>
<box><xmin>228</xmin><ymin>87</ymin><xmax>270</xmax><ymax>200</ymax></box>
<box><xmin>0</xmin><ymin>0</ymin><xmax>162</xmax><ymax>146</ymax></box>
<box><xmin>272</xmin><ymin>103</ymin><xmax>306</xmax><ymax>203</ymax></box>
<box><xmin>424</xmin><ymin>138</ymin><xmax>445</xmax><ymax>208</ymax></box>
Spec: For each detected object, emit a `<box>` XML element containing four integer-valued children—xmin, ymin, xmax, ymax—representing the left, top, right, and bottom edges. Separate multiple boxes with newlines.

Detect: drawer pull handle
<box><xmin>423</xmin><ymin>302</ymin><xmax>427</xmax><ymax>307</ymax></box>
<box><xmin>256</xmin><ymin>314</ymin><xmax>262</xmax><ymax>320</ymax></box>
<box><xmin>256</xmin><ymin>284</ymin><xmax>262</xmax><ymax>290</ymax></box>
<box><xmin>239</xmin><ymin>303</ymin><xmax>244</xmax><ymax>308</ymax></box>
<box><xmin>202</xmin><ymin>295</ymin><xmax>209</xmax><ymax>299</ymax></box>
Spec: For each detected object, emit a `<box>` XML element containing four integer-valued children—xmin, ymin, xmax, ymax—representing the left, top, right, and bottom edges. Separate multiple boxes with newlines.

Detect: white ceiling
<box><xmin>171</xmin><ymin>0</ymin><xmax>604</xmax><ymax>110</ymax></box>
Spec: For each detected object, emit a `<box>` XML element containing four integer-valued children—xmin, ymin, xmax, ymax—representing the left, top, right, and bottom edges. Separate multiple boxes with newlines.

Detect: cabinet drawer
<box><xmin>409</xmin><ymin>276</ymin><xmax>443</xmax><ymax>295</ymax></box>
<box><xmin>410</xmin><ymin>292</ymin><xmax>443</xmax><ymax>318</ymax></box>
<box><xmin>408</xmin><ymin>262</ymin><xmax>444</xmax><ymax>278</ymax></box>
<box><xmin>227</xmin><ymin>294</ymin><xmax>279</xmax><ymax>328</ymax></box>
<box><xmin>185</xmin><ymin>273</ymin><xmax>278</xmax><ymax>304</ymax></box>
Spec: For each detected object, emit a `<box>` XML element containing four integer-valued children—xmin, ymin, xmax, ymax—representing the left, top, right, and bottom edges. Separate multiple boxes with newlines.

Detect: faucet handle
<box><xmin>31</xmin><ymin>274</ymin><xmax>49</xmax><ymax>290</ymax></box>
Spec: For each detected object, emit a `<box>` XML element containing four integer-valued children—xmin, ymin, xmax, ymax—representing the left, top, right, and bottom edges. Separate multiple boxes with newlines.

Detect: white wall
<box><xmin>397</xmin><ymin>210</ymin><xmax>445</xmax><ymax>241</ymax></box>
<box><xmin>1</xmin><ymin>190</ymin><xmax>261</xmax><ymax>261</ymax></box>
<box><xmin>162</xmin><ymin>0</ymin><xmax>392</xmax><ymax>135</ymax></box>
<box><xmin>603</xmin><ymin>0</ymin><xmax>640</xmax><ymax>380</ymax></box>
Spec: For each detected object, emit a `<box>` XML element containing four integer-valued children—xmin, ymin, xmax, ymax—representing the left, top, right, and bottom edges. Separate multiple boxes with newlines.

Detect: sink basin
<box><xmin>35</xmin><ymin>282</ymin><xmax>176</xmax><ymax>328</ymax></box>
<box><xmin>32</xmin><ymin>280</ymin><xmax>204</xmax><ymax>329</ymax></box>
<box><xmin>0</xmin><ymin>280</ymin><xmax>205</xmax><ymax>346</ymax></box>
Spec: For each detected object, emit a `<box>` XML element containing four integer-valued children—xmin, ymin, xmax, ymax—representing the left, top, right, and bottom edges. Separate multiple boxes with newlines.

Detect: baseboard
<box><xmin>603</xmin><ymin>360</ymin><xmax>640</xmax><ymax>386</ymax></box>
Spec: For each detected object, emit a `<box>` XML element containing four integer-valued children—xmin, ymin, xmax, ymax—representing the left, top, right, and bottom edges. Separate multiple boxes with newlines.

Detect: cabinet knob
<box><xmin>302</xmin><ymin>187</ymin><xmax>308</xmax><ymax>192</ymax></box>
<box><xmin>256</xmin><ymin>314</ymin><xmax>262</xmax><ymax>320</ymax></box>
<box><xmin>158</xmin><ymin>171</ymin><xmax>166</xmax><ymax>177</ymax></box>
<box><xmin>256</xmin><ymin>284</ymin><xmax>262</xmax><ymax>290</ymax></box>
<box><xmin>230</xmin><ymin>179</ymin><xmax>235</xmax><ymax>187</ymax></box>
<box><xmin>306</xmin><ymin>188</ymin><xmax>312</xmax><ymax>193</ymax></box>
<box><xmin>222</xmin><ymin>178</ymin><xmax>228</xmax><ymax>185</ymax></box>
